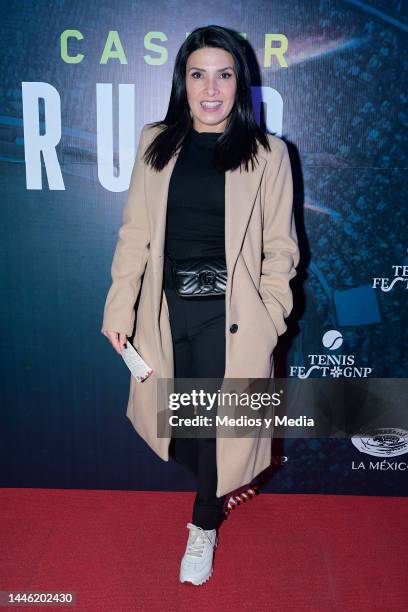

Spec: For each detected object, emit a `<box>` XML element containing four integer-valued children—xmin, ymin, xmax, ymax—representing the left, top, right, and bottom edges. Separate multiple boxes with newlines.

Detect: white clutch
<box><xmin>120</xmin><ymin>340</ymin><xmax>153</xmax><ymax>383</ymax></box>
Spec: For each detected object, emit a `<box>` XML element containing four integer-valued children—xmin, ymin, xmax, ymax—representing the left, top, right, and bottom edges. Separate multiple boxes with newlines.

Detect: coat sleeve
<box><xmin>101</xmin><ymin>125</ymin><xmax>150</xmax><ymax>336</ymax></box>
<box><xmin>259</xmin><ymin>138</ymin><xmax>300</xmax><ymax>337</ymax></box>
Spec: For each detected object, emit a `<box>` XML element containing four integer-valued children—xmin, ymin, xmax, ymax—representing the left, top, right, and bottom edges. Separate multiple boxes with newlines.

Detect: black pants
<box><xmin>163</xmin><ymin>255</ymin><xmax>226</xmax><ymax>530</ymax></box>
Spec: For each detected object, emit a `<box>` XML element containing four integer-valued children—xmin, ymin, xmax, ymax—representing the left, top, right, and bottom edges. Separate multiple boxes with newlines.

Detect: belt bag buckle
<box><xmin>169</xmin><ymin>255</ymin><xmax>227</xmax><ymax>297</ymax></box>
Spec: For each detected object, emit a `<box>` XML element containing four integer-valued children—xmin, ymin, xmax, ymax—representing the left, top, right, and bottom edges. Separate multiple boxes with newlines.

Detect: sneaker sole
<box><xmin>180</xmin><ymin>566</ymin><xmax>213</xmax><ymax>586</ymax></box>
<box><xmin>222</xmin><ymin>484</ymin><xmax>260</xmax><ymax>517</ymax></box>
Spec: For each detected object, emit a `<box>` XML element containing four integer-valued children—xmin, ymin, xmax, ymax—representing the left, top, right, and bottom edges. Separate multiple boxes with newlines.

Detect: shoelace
<box><xmin>185</xmin><ymin>523</ymin><xmax>216</xmax><ymax>558</ymax></box>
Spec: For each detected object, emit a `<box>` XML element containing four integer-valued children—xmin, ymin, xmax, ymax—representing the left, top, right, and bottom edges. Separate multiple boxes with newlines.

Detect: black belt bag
<box><xmin>165</xmin><ymin>252</ymin><xmax>227</xmax><ymax>297</ymax></box>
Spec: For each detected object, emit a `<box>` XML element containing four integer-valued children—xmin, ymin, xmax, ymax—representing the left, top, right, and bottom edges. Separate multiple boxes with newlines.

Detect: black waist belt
<box><xmin>164</xmin><ymin>251</ymin><xmax>227</xmax><ymax>297</ymax></box>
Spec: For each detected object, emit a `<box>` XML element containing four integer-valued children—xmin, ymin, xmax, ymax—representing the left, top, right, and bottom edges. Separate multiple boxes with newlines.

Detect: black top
<box><xmin>164</xmin><ymin>125</ymin><xmax>225</xmax><ymax>260</ymax></box>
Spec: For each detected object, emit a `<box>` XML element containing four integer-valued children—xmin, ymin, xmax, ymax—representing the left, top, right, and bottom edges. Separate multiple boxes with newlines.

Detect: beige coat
<box><xmin>101</xmin><ymin>122</ymin><xmax>300</xmax><ymax>497</ymax></box>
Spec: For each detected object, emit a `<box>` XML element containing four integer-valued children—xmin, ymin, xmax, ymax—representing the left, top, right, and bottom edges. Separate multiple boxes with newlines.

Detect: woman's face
<box><xmin>185</xmin><ymin>46</ymin><xmax>237</xmax><ymax>133</ymax></box>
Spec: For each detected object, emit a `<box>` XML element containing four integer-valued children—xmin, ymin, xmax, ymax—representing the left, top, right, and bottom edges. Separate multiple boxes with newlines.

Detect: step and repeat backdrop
<box><xmin>1</xmin><ymin>1</ymin><xmax>406</xmax><ymax>495</ymax></box>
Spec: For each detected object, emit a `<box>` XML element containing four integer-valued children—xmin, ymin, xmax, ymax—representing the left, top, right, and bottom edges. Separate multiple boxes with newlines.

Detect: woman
<box><xmin>101</xmin><ymin>25</ymin><xmax>300</xmax><ymax>586</ymax></box>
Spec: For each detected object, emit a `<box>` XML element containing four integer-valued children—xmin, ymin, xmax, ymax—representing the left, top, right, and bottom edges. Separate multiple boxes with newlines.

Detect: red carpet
<box><xmin>0</xmin><ymin>489</ymin><xmax>406</xmax><ymax>611</ymax></box>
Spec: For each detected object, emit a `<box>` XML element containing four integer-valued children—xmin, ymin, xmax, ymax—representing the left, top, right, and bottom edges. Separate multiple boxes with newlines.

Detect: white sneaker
<box><xmin>179</xmin><ymin>522</ymin><xmax>218</xmax><ymax>585</ymax></box>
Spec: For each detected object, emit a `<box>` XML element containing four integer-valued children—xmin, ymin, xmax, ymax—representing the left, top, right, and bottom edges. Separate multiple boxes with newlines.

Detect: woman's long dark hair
<box><xmin>143</xmin><ymin>24</ymin><xmax>271</xmax><ymax>173</ymax></box>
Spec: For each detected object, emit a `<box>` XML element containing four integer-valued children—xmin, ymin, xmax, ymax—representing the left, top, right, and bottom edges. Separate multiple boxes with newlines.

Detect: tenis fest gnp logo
<box><xmin>289</xmin><ymin>330</ymin><xmax>373</xmax><ymax>378</ymax></box>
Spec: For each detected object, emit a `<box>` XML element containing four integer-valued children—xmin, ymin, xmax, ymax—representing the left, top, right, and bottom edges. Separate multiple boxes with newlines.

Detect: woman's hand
<box><xmin>102</xmin><ymin>330</ymin><xmax>127</xmax><ymax>355</ymax></box>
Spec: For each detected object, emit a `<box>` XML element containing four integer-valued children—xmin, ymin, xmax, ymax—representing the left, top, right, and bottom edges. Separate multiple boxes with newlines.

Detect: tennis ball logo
<box><xmin>322</xmin><ymin>329</ymin><xmax>343</xmax><ymax>351</ymax></box>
